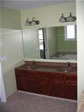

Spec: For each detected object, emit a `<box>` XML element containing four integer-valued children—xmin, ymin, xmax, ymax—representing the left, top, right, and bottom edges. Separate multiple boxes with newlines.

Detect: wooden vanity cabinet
<box><xmin>15</xmin><ymin>68</ymin><xmax>77</xmax><ymax>100</ymax></box>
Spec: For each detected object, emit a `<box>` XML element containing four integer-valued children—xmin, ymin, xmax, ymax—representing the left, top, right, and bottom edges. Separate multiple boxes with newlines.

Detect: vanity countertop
<box><xmin>77</xmin><ymin>91</ymin><xmax>84</xmax><ymax>112</ymax></box>
<box><xmin>16</xmin><ymin>64</ymin><xmax>77</xmax><ymax>74</ymax></box>
<box><xmin>24</xmin><ymin>59</ymin><xmax>77</xmax><ymax>63</ymax></box>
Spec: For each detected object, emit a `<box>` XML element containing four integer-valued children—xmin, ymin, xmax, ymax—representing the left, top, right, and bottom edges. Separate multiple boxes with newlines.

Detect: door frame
<box><xmin>43</xmin><ymin>28</ymin><xmax>49</xmax><ymax>59</ymax></box>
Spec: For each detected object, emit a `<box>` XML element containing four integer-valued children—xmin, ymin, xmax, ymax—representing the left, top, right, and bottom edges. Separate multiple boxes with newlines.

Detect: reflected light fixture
<box><xmin>25</xmin><ymin>17</ymin><xmax>40</xmax><ymax>26</ymax></box>
<box><xmin>59</xmin><ymin>12</ymin><xmax>76</xmax><ymax>23</ymax></box>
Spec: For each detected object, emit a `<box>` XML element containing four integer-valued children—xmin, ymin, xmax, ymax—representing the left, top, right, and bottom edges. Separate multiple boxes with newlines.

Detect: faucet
<box><xmin>64</xmin><ymin>62</ymin><xmax>71</xmax><ymax>73</ymax></box>
<box><xmin>67</xmin><ymin>62</ymin><xmax>71</xmax><ymax>68</ymax></box>
<box><xmin>32</xmin><ymin>61</ymin><xmax>37</xmax><ymax>68</ymax></box>
<box><xmin>32</xmin><ymin>61</ymin><xmax>36</xmax><ymax>65</ymax></box>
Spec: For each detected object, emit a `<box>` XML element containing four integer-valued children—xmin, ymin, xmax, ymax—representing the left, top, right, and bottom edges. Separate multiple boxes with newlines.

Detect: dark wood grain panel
<box><xmin>15</xmin><ymin>65</ymin><xmax>77</xmax><ymax>100</ymax></box>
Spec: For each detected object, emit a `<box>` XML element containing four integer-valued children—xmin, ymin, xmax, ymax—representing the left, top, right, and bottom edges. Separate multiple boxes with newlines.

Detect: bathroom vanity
<box><xmin>15</xmin><ymin>61</ymin><xmax>77</xmax><ymax>100</ymax></box>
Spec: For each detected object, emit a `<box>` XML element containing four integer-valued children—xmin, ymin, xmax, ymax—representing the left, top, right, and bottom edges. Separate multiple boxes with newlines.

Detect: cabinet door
<box><xmin>25</xmin><ymin>71</ymin><xmax>40</xmax><ymax>93</ymax></box>
<box><xmin>25</xmin><ymin>77</ymin><xmax>40</xmax><ymax>93</ymax></box>
<box><xmin>48</xmin><ymin>72</ymin><xmax>65</xmax><ymax>98</ymax></box>
<box><xmin>16</xmin><ymin>75</ymin><xmax>28</xmax><ymax>91</ymax></box>
<box><xmin>15</xmin><ymin>69</ymin><xmax>28</xmax><ymax>91</ymax></box>
<box><xmin>65</xmin><ymin>81</ymin><xmax>77</xmax><ymax>100</ymax></box>
<box><xmin>49</xmin><ymin>79</ymin><xmax>65</xmax><ymax>98</ymax></box>
<box><xmin>35</xmin><ymin>71</ymin><xmax>50</xmax><ymax>95</ymax></box>
<box><xmin>39</xmin><ymin>77</ymin><xmax>50</xmax><ymax>95</ymax></box>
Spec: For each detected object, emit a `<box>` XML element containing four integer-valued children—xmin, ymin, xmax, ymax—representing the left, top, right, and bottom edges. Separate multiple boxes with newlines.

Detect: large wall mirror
<box><xmin>23</xmin><ymin>25</ymin><xmax>77</xmax><ymax>60</ymax></box>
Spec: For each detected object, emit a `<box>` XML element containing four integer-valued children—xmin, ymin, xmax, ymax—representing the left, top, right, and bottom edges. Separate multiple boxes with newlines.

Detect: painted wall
<box><xmin>0</xmin><ymin>8</ymin><xmax>7</xmax><ymax>102</ymax></box>
<box><xmin>23</xmin><ymin>29</ymin><xmax>40</xmax><ymax>59</ymax></box>
<box><xmin>0</xmin><ymin>8</ymin><xmax>1</xmax><ymax>36</ymax></box>
<box><xmin>21</xmin><ymin>2</ymin><xmax>76</xmax><ymax>29</ymax></box>
<box><xmin>2</xmin><ymin>8</ymin><xmax>21</xmax><ymax>29</ymax></box>
<box><xmin>47</xmin><ymin>27</ymin><xmax>57</xmax><ymax>57</ymax></box>
<box><xmin>56</xmin><ymin>26</ymin><xmax>77</xmax><ymax>53</ymax></box>
<box><xmin>76</xmin><ymin>1</ymin><xmax>84</xmax><ymax>100</ymax></box>
<box><xmin>1</xmin><ymin>8</ymin><xmax>24</xmax><ymax>97</ymax></box>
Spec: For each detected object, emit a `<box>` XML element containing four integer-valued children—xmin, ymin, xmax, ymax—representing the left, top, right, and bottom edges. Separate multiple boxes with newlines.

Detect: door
<box><xmin>38</xmin><ymin>28</ymin><xmax>49</xmax><ymax>59</ymax></box>
<box><xmin>43</xmin><ymin>28</ymin><xmax>49</xmax><ymax>59</ymax></box>
<box><xmin>38</xmin><ymin>28</ymin><xmax>45</xmax><ymax>59</ymax></box>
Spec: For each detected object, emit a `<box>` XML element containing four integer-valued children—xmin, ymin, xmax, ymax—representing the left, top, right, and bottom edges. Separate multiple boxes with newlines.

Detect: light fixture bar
<box><xmin>59</xmin><ymin>12</ymin><xmax>76</xmax><ymax>23</ymax></box>
<box><xmin>25</xmin><ymin>17</ymin><xmax>40</xmax><ymax>26</ymax></box>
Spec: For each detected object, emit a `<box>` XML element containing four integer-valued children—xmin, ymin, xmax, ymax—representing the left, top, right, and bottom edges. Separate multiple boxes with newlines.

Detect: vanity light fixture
<box><xmin>66</xmin><ymin>12</ymin><xmax>76</xmax><ymax>22</ymax></box>
<box><xmin>59</xmin><ymin>13</ymin><xmax>66</xmax><ymax>23</ymax></box>
<box><xmin>59</xmin><ymin>12</ymin><xmax>76</xmax><ymax>23</ymax></box>
<box><xmin>25</xmin><ymin>17</ymin><xmax>40</xmax><ymax>26</ymax></box>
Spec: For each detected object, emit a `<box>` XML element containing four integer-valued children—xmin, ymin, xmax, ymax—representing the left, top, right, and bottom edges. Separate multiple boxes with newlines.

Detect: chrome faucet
<box><xmin>32</xmin><ymin>61</ymin><xmax>36</xmax><ymax>65</ymax></box>
<box><xmin>67</xmin><ymin>62</ymin><xmax>71</xmax><ymax>68</ymax></box>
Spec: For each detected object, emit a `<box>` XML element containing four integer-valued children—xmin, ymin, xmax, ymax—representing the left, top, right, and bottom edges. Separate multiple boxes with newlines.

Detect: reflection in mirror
<box><xmin>23</xmin><ymin>25</ymin><xmax>77</xmax><ymax>60</ymax></box>
<box><xmin>38</xmin><ymin>29</ymin><xmax>45</xmax><ymax>59</ymax></box>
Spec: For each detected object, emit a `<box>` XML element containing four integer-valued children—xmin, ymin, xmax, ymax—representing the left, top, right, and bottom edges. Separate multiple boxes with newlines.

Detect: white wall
<box><xmin>0</xmin><ymin>8</ymin><xmax>6</xmax><ymax>102</ymax></box>
<box><xmin>77</xmin><ymin>1</ymin><xmax>84</xmax><ymax>100</ymax></box>
<box><xmin>1</xmin><ymin>29</ymin><xmax>24</xmax><ymax>97</ymax></box>
<box><xmin>21</xmin><ymin>2</ymin><xmax>76</xmax><ymax>29</ymax></box>
<box><xmin>0</xmin><ymin>7</ymin><xmax>24</xmax><ymax>98</ymax></box>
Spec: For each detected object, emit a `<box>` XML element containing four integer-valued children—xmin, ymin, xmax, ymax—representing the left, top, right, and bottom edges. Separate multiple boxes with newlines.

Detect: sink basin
<box><xmin>35</xmin><ymin>67</ymin><xmax>76</xmax><ymax>74</ymax></box>
<box><xmin>19</xmin><ymin>64</ymin><xmax>76</xmax><ymax>74</ymax></box>
<box><xmin>35</xmin><ymin>67</ymin><xmax>59</xmax><ymax>72</ymax></box>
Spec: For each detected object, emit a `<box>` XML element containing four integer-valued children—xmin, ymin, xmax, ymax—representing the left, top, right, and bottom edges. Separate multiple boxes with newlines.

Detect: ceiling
<box><xmin>1</xmin><ymin>0</ymin><xmax>75</xmax><ymax>10</ymax></box>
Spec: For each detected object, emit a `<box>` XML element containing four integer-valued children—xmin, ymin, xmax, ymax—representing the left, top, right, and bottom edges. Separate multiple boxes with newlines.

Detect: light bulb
<box><xmin>59</xmin><ymin>13</ymin><xmax>66</xmax><ymax>22</ymax></box>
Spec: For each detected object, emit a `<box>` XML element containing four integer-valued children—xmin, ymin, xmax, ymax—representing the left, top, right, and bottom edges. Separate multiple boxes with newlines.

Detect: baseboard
<box><xmin>18</xmin><ymin>90</ymin><xmax>77</xmax><ymax>103</ymax></box>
